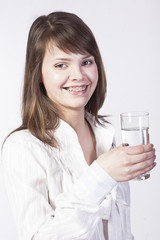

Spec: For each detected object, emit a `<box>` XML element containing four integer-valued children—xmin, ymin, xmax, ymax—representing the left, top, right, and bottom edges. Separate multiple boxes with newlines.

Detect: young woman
<box><xmin>2</xmin><ymin>11</ymin><xmax>156</xmax><ymax>240</ymax></box>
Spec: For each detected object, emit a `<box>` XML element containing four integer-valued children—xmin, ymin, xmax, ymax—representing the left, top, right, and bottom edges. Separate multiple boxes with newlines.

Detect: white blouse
<box><xmin>2</xmin><ymin>113</ymin><xmax>134</xmax><ymax>240</ymax></box>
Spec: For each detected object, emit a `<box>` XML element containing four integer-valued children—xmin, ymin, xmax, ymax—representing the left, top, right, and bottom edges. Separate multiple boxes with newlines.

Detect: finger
<box><xmin>130</xmin><ymin>162</ymin><xmax>156</xmax><ymax>180</ymax></box>
<box><xmin>131</xmin><ymin>155</ymin><xmax>156</xmax><ymax>173</ymax></box>
<box><xmin>129</xmin><ymin>148</ymin><xmax>156</xmax><ymax>164</ymax></box>
<box><xmin>125</xmin><ymin>144</ymin><xmax>154</xmax><ymax>155</ymax></box>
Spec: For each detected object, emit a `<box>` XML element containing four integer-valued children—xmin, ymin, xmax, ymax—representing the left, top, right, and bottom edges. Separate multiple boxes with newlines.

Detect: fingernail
<box><xmin>122</xmin><ymin>143</ymin><xmax>129</xmax><ymax>146</ymax></box>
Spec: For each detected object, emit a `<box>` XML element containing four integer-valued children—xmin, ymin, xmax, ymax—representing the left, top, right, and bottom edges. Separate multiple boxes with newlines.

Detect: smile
<box><xmin>64</xmin><ymin>85</ymin><xmax>88</xmax><ymax>93</ymax></box>
<box><xmin>68</xmin><ymin>86</ymin><xmax>87</xmax><ymax>92</ymax></box>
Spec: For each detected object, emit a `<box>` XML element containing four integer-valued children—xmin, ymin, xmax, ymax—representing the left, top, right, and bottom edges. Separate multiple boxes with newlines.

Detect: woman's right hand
<box><xmin>96</xmin><ymin>144</ymin><xmax>156</xmax><ymax>182</ymax></box>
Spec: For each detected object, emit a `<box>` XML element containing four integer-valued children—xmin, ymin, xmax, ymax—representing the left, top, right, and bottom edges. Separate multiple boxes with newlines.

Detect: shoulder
<box><xmin>2</xmin><ymin>130</ymin><xmax>56</xmax><ymax>175</ymax></box>
<box><xmin>86</xmin><ymin>113</ymin><xmax>115</xmax><ymax>153</ymax></box>
<box><xmin>86</xmin><ymin>112</ymin><xmax>115</xmax><ymax>133</ymax></box>
<box><xmin>4</xmin><ymin>130</ymin><xmax>43</xmax><ymax>146</ymax></box>
<box><xmin>2</xmin><ymin>130</ymin><xmax>51</xmax><ymax>157</ymax></box>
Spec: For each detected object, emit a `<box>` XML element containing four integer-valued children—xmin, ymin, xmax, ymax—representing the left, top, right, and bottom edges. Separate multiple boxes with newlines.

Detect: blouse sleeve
<box><xmin>2</xmin><ymin>134</ymin><xmax>117</xmax><ymax>240</ymax></box>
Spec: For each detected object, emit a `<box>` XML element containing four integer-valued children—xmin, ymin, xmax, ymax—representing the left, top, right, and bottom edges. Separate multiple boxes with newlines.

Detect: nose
<box><xmin>69</xmin><ymin>65</ymin><xmax>84</xmax><ymax>81</ymax></box>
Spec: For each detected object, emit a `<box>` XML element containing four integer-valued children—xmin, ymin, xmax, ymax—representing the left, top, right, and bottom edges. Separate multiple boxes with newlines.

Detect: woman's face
<box><xmin>42</xmin><ymin>43</ymin><xmax>98</xmax><ymax>114</ymax></box>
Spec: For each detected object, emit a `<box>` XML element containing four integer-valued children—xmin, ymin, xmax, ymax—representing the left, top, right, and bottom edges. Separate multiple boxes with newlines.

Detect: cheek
<box><xmin>42</xmin><ymin>75</ymin><xmax>52</xmax><ymax>97</ymax></box>
<box><xmin>42</xmin><ymin>72</ymin><xmax>69</xmax><ymax>101</ymax></box>
<box><xmin>91</xmin><ymin>66</ymin><xmax>99</xmax><ymax>85</ymax></box>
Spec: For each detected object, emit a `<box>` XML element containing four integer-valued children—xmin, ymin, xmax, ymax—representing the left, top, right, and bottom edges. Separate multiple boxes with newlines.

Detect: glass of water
<box><xmin>120</xmin><ymin>111</ymin><xmax>150</xmax><ymax>180</ymax></box>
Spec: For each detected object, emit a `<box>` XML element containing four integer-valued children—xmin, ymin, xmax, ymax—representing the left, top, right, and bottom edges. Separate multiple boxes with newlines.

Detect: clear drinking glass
<box><xmin>120</xmin><ymin>111</ymin><xmax>150</xmax><ymax>180</ymax></box>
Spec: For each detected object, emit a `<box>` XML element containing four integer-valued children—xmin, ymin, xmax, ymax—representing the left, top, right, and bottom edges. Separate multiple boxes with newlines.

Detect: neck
<box><xmin>59</xmin><ymin>108</ymin><xmax>86</xmax><ymax>134</ymax></box>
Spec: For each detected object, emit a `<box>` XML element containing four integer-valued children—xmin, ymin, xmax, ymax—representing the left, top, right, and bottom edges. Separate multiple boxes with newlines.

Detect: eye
<box><xmin>55</xmin><ymin>63</ymin><xmax>67</xmax><ymax>68</ymax></box>
<box><xmin>81</xmin><ymin>60</ymin><xmax>93</xmax><ymax>66</ymax></box>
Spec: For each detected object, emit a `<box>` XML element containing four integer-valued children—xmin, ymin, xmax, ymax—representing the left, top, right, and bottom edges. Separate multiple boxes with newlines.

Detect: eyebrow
<box><xmin>55</xmin><ymin>55</ymin><xmax>93</xmax><ymax>61</ymax></box>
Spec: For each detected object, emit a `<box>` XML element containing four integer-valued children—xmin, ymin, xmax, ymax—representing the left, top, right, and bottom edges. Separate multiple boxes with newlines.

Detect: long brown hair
<box><xmin>10</xmin><ymin>11</ymin><xmax>107</xmax><ymax>148</ymax></box>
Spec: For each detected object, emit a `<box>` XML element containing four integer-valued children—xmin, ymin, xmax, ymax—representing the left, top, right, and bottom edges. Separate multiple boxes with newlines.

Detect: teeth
<box><xmin>67</xmin><ymin>86</ymin><xmax>87</xmax><ymax>92</ymax></box>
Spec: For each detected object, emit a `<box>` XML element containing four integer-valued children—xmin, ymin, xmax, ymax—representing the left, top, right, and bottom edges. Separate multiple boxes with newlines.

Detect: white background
<box><xmin>0</xmin><ymin>0</ymin><xmax>160</xmax><ymax>239</ymax></box>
